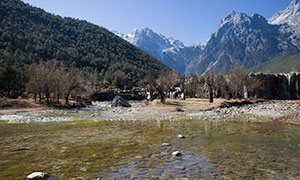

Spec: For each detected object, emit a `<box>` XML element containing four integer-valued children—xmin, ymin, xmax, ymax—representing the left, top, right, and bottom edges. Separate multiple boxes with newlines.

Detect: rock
<box><xmin>90</xmin><ymin>90</ymin><xmax>115</xmax><ymax>101</ymax></box>
<box><xmin>14</xmin><ymin>147</ymin><xmax>30</xmax><ymax>152</ymax></box>
<box><xmin>162</xmin><ymin>143</ymin><xmax>170</xmax><ymax>146</ymax></box>
<box><xmin>175</xmin><ymin>165</ymin><xmax>185</xmax><ymax>170</ymax></box>
<box><xmin>27</xmin><ymin>172</ymin><xmax>49</xmax><ymax>180</ymax></box>
<box><xmin>172</xmin><ymin>151</ymin><xmax>181</xmax><ymax>157</ymax></box>
<box><xmin>178</xmin><ymin>134</ymin><xmax>185</xmax><ymax>139</ymax></box>
<box><xmin>135</xmin><ymin>155</ymin><xmax>143</xmax><ymax>159</ymax></box>
<box><xmin>111</xmin><ymin>95</ymin><xmax>131</xmax><ymax>107</ymax></box>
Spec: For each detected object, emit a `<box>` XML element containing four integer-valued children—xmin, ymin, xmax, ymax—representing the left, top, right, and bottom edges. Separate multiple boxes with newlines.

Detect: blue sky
<box><xmin>22</xmin><ymin>0</ymin><xmax>291</xmax><ymax>46</ymax></box>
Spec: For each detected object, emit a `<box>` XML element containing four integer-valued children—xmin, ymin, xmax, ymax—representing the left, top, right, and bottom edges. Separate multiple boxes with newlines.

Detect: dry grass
<box><xmin>0</xmin><ymin>98</ymin><xmax>49</xmax><ymax>114</ymax></box>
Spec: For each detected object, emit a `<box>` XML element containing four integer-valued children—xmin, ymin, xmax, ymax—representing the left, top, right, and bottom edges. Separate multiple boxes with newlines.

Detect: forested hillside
<box><xmin>0</xmin><ymin>0</ymin><xmax>167</xmax><ymax>76</ymax></box>
<box><xmin>251</xmin><ymin>52</ymin><xmax>300</xmax><ymax>73</ymax></box>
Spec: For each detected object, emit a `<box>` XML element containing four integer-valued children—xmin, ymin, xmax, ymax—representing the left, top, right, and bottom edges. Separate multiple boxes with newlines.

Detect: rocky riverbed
<box><xmin>188</xmin><ymin>100</ymin><xmax>300</xmax><ymax>124</ymax></box>
<box><xmin>89</xmin><ymin>99</ymin><xmax>300</xmax><ymax>124</ymax></box>
<box><xmin>0</xmin><ymin>99</ymin><xmax>300</xmax><ymax>124</ymax></box>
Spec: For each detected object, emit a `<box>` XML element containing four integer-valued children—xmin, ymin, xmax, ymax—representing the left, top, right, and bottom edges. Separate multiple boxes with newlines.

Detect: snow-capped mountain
<box><xmin>186</xmin><ymin>10</ymin><xmax>300</xmax><ymax>75</ymax></box>
<box><xmin>269</xmin><ymin>0</ymin><xmax>300</xmax><ymax>48</ymax></box>
<box><xmin>115</xmin><ymin>0</ymin><xmax>300</xmax><ymax>75</ymax></box>
<box><xmin>114</xmin><ymin>28</ymin><xmax>200</xmax><ymax>74</ymax></box>
<box><xmin>269</xmin><ymin>0</ymin><xmax>300</xmax><ymax>26</ymax></box>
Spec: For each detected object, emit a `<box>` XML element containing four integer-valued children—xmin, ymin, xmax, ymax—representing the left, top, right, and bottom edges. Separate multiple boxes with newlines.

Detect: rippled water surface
<box><xmin>0</xmin><ymin>111</ymin><xmax>300</xmax><ymax>180</ymax></box>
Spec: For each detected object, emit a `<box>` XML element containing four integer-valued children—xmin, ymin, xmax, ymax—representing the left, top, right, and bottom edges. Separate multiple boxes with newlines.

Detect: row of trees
<box><xmin>140</xmin><ymin>70</ymin><xmax>178</xmax><ymax>103</ymax></box>
<box><xmin>1</xmin><ymin>60</ymin><xmax>263</xmax><ymax>104</ymax></box>
<box><xmin>141</xmin><ymin>65</ymin><xmax>264</xmax><ymax>103</ymax></box>
<box><xmin>0</xmin><ymin>61</ymin><xmax>90</xmax><ymax>105</ymax></box>
<box><xmin>26</xmin><ymin>61</ymin><xmax>86</xmax><ymax>104</ymax></box>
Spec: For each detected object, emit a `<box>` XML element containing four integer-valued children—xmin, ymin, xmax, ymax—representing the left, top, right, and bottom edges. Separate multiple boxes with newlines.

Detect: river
<box><xmin>0</xmin><ymin>107</ymin><xmax>300</xmax><ymax>179</ymax></box>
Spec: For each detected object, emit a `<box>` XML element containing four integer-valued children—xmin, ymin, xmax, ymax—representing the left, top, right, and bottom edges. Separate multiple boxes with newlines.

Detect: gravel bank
<box><xmin>0</xmin><ymin>99</ymin><xmax>299</xmax><ymax>124</ymax></box>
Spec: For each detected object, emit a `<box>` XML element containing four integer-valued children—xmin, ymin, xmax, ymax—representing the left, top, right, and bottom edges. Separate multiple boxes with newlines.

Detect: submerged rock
<box><xmin>172</xmin><ymin>151</ymin><xmax>182</xmax><ymax>157</ymax></box>
<box><xmin>178</xmin><ymin>134</ymin><xmax>185</xmax><ymax>139</ymax></box>
<box><xmin>27</xmin><ymin>172</ymin><xmax>49</xmax><ymax>180</ymax></box>
<box><xmin>111</xmin><ymin>95</ymin><xmax>131</xmax><ymax>107</ymax></box>
<box><xmin>162</xmin><ymin>143</ymin><xmax>170</xmax><ymax>146</ymax></box>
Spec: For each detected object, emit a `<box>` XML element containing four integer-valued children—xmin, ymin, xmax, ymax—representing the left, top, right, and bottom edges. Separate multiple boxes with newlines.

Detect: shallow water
<box><xmin>0</xmin><ymin>111</ymin><xmax>300</xmax><ymax>179</ymax></box>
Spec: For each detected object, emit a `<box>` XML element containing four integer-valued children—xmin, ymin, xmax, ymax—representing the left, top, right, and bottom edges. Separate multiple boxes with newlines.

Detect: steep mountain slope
<box><xmin>251</xmin><ymin>52</ymin><xmax>300</xmax><ymax>73</ymax></box>
<box><xmin>116</xmin><ymin>0</ymin><xmax>300</xmax><ymax>75</ymax></box>
<box><xmin>115</xmin><ymin>28</ymin><xmax>203</xmax><ymax>74</ymax></box>
<box><xmin>0</xmin><ymin>0</ymin><xmax>167</xmax><ymax>76</ymax></box>
<box><xmin>186</xmin><ymin>11</ymin><xmax>300</xmax><ymax>75</ymax></box>
<box><xmin>269</xmin><ymin>0</ymin><xmax>300</xmax><ymax>48</ymax></box>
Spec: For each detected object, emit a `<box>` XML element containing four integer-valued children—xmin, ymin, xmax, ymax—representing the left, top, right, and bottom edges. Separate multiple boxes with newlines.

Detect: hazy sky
<box><xmin>21</xmin><ymin>0</ymin><xmax>291</xmax><ymax>46</ymax></box>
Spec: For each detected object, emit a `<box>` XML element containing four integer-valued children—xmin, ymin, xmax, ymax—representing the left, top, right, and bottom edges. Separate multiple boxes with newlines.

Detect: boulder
<box><xmin>27</xmin><ymin>172</ymin><xmax>49</xmax><ymax>180</ymax></box>
<box><xmin>112</xmin><ymin>95</ymin><xmax>131</xmax><ymax>107</ymax></box>
<box><xmin>90</xmin><ymin>90</ymin><xmax>115</xmax><ymax>101</ymax></box>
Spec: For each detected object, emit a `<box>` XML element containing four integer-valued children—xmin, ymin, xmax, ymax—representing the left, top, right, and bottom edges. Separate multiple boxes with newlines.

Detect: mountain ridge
<box><xmin>0</xmin><ymin>0</ymin><xmax>168</xmax><ymax>77</ymax></box>
<box><xmin>116</xmin><ymin>0</ymin><xmax>300</xmax><ymax>75</ymax></box>
<box><xmin>114</xmin><ymin>28</ymin><xmax>196</xmax><ymax>74</ymax></box>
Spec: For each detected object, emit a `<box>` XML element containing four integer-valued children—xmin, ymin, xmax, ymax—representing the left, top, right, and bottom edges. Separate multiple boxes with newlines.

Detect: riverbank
<box><xmin>1</xmin><ymin>98</ymin><xmax>300</xmax><ymax>124</ymax></box>
<box><xmin>90</xmin><ymin>98</ymin><xmax>300</xmax><ymax>124</ymax></box>
<box><xmin>0</xmin><ymin>98</ymin><xmax>50</xmax><ymax>114</ymax></box>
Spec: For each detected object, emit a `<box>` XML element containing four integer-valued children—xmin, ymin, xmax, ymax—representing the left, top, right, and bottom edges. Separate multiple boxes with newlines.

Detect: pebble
<box><xmin>178</xmin><ymin>134</ymin><xmax>185</xmax><ymax>139</ymax></box>
<box><xmin>172</xmin><ymin>151</ymin><xmax>182</xmax><ymax>157</ymax></box>
<box><xmin>27</xmin><ymin>172</ymin><xmax>48</xmax><ymax>180</ymax></box>
<box><xmin>175</xmin><ymin>165</ymin><xmax>186</xmax><ymax>170</ymax></box>
<box><xmin>135</xmin><ymin>155</ymin><xmax>143</xmax><ymax>159</ymax></box>
<box><xmin>162</xmin><ymin>143</ymin><xmax>170</xmax><ymax>146</ymax></box>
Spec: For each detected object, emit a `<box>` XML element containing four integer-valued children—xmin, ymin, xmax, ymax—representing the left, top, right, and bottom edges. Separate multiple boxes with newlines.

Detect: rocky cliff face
<box><xmin>186</xmin><ymin>11</ymin><xmax>300</xmax><ymax>75</ymax></box>
<box><xmin>255</xmin><ymin>72</ymin><xmax>300</xmax><ymax>100</ymax></box>
<box><xmin>269</xmin><ymin>0</ymin><xmax>300</xmax><ymax>48</ymax></box>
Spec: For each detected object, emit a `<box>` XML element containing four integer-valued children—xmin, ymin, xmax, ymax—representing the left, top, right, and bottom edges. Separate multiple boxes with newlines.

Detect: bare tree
<box><xmin>140</xmin><ymin>69</ymin><xmax>156</xmax><ymax>101</ymax></box>
<box><xmin>186</xmin><ymin>74</ymin><xmax>199</xmax><ymax>98</ymax></box>
<box><xmin>27</xmin><ymin>61</ymin><xmax>86</xmax><ymax>105</ymax></box>
<box><xmin>155</xmin><ymin>70</ymin><xmax>178</xmax><ymax>103</ymax></box>
<box><xmin>179</xmin><ymin>75</ymin><xmax>187</xmax><ymax>100</ymax></box>
<box><xmin>61</xmin><ymin>71</ymin><xmax>85</xmax><ymax>105</ymax></box>
<box><xmin>245</xmin><ymin>74</ymin><xmax>265</xmax><ymax>98</ymax></box>
<box><xmin>204</xmin><ymin>74</ymin><xmax>215</xmax><ymax>103</ymax></box>
<box><xmin>27</xmin><ymin>61</ymin><xmax>48</xmax><ymax>103</ymax></box>
<box><xmin>228</xmin><ymin>65</ymin><xmax>248</xmax><ymax>98</ymax></box>
<box><xmin>228</xmin><ymin>64</ymin><xmax>264</xmax><ymax>99</ymax></box>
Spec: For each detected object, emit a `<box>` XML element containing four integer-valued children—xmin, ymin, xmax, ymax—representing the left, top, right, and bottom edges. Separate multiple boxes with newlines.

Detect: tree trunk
<box><xmin>209</xmin><ymin>88</ymin><xmax>214</xmax><ymax>103</ymax></box>
<box><xmin>150</xmin><ymin>91</ymin><xmax>154</xmax><ymax>101</ymax></box>
<box><xmin>56</xmin><ymin>94</ymin><xmax>60</xmax><ymax>103</ymax></box>
<box><xmin>46</xmin><ymin>94</ymin><xmax>50</xmax><ymax>104</ymax></box>
<box><xmin>159</xmin><ymin>91</ymin><xmax>165</xmax><ymax>103</ymax></box>
<box><xmin>65</xmin><ymin>94</ymin><xmax>69</xmax><ymax>105</ymax></box>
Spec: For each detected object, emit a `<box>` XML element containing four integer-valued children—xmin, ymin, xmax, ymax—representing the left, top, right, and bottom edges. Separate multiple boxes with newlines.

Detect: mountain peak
<box><xmin>269</xmin><ymin>0</ymin><xmax>300</xmax><ymax>26</ymax></box>
<box><xmin>293</xmin><ymin>0</ymin><xmax>300</xmax><ymax>4</ymax></box>
<box><xmin>220</xmin><ymin>11</ymin><xmax>248</xmax><ymax>27</ymax></box>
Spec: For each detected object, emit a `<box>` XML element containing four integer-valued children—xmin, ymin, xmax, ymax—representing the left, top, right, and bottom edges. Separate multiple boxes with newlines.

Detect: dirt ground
<box><xmin>0</xmin><ymin>98</ymin><xmax>49</xmax><ymax>114</ymax></box>
<box><xmin>125</xmin><ymin>98</ymin><xmax>263</xmax><ymax>121</ymax></box>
